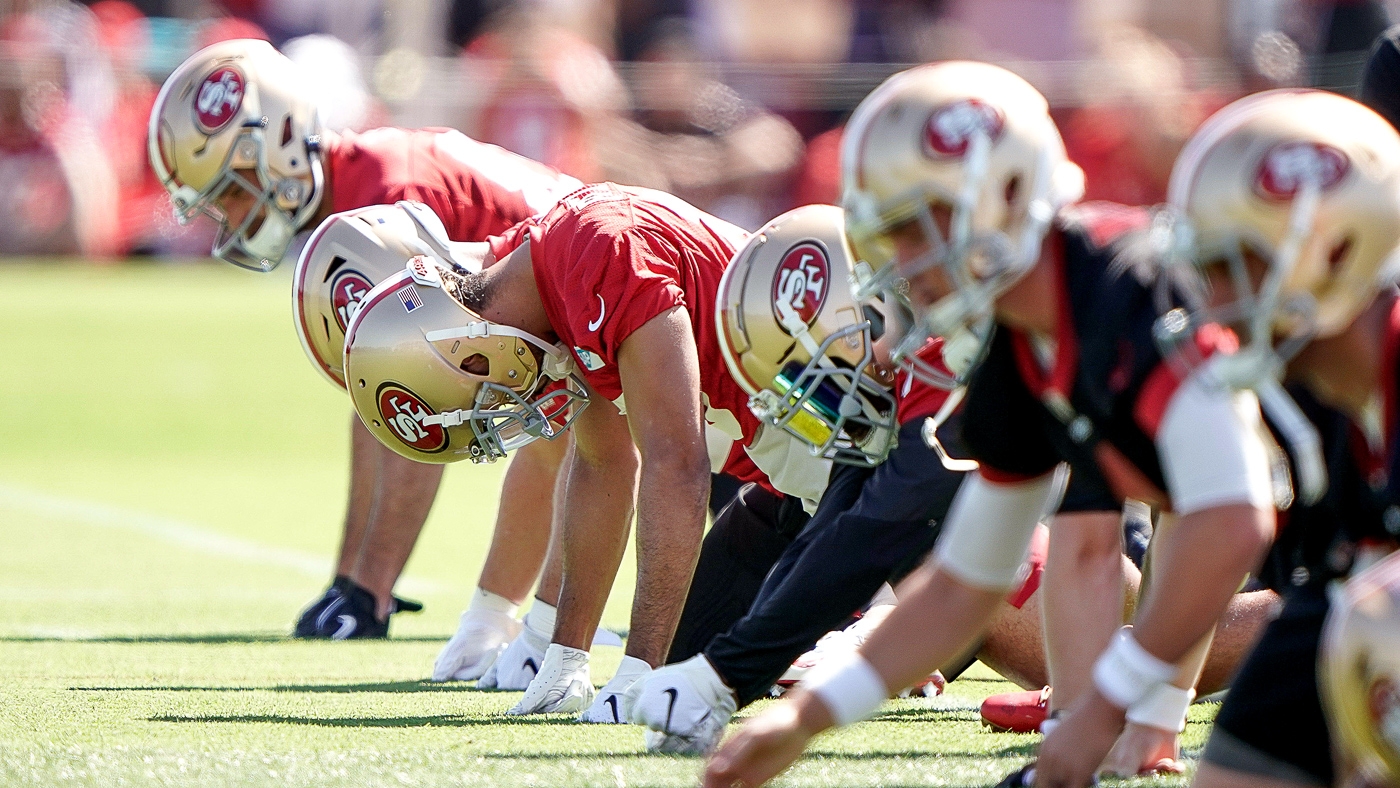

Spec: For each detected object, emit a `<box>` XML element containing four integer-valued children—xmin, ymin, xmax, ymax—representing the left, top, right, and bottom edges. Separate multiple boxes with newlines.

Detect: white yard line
<box><xmin>0</xmin><ymin>482</ymin><xmax>450</xmax><ymax>597</ymax></box>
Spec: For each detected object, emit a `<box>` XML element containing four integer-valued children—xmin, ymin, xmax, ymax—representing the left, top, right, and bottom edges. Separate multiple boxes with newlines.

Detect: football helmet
<box><xmin>343</xmin><ymin>255</ymin><xmax>587</xmax><ymax>464</ymax></box>
<box><xmin>716</xmin><ymin>204</ymin><xmax>898</xmax><ymax>466</ymax></box>
<box><xmin>294</xmin><ymin>201</ymin><xmax>481</xmax><ymax>388</ymax></box>
<box><xmin>148</xmin><ymin>38</ymin><xmax>325</xmax><ymax>271</ymax></box>
<box><xmin>840</xmin><ymin>61</ymin><xmax>1084</xmax><ymax>386</ymax></box>
<box><xmin>1159</xmin><ymin>89</ymin><xmax>1400</xmax><ymax>502</ymax></box>
<box><xmin>1320</xmin><ymin>550</ymin><xmax>1400</xmax><ymax>788</ymax></box>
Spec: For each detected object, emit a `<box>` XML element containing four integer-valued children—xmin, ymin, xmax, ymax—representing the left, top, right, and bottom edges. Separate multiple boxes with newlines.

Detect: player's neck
<box><xmin>1291</xmin><ymin>292</ymin><xmax>1392</xmax><ymax>421</ymax></box>
<box><xmin>477</xmin><ymin>241</ymin><xmax>555</xmax><ymax>342</ymax></box>
<box><xmin>993</xmin><ymin>235</ymin><xmax>1059</xmax><ymax>336</ymax></box>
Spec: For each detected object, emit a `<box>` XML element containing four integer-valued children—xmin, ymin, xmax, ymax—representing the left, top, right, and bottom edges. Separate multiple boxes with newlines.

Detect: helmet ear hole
<box><xmin>861</xmin><ymin>304</ymin><xmax>886</xmax><ymax>340</ymax></box>
<box><xmin>1004</xmin><ymin>174</ymin><xmax>1022</xmax><ymax>206</ymax></box>
<box><xmin>460</xmin><ymin>353</ymin><xmax>490</xmax><ymax>376</ymax></box>
<box><xmin>280</xmin><ymin>115</ymin><xmax>294</xmax><ymax>147</ymax></box>
<box><xmin>1328</xmin><ymin>234</ymin><xmax>1355</xmax><ymax>270</ymax></box>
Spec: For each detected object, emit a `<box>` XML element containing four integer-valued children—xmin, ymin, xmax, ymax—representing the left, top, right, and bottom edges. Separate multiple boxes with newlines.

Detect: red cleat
<box><xmin>980</xmin><ymin>686</ymin><xmax>1051</xmax><ymax>733</ymax></box>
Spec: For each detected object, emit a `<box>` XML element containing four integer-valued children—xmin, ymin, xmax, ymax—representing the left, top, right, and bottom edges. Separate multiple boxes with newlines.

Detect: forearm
<box><xmin>627</xmin><ymin>451</ymin><xmax>711</xmax><ymax>665</ymax></box>
<box><xmin>1129</xmin><ymin>504</ymin><xmax>1272</xmax><ymax>666</ymax></box>
<box><xmin>477</xmin><ymin>436</ymin><xmax>569</xmax><ymax>604</ymax></box>
<box><xmin>552</xmin><ymin>446</ymin><xmax>638</xmax><ymax>650</ymax></box>
<box><xmin>1043</xmin><ymin>511</ymin><xmax>1127</xmax><ymax>711</ymax></box>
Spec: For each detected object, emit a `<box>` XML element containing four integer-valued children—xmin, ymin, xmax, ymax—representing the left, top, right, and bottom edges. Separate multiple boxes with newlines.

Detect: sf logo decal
<box><xmin>771</xmin><ymin>242</ymin><xmax>830</xmax><ymax>333</ymax></box>
<box><xmin>376</xmin><ymin>384</ymin><xmax>448</xmax><ymax>453</ymax></box>
<box><xmin>330</xmin><ymin>270</ymin><xmax>374</xmax><ymax>330</ymax></box>
<box><xmin>194</xmin><ymin>67</ymin><xmax>245</xmax><ymax>133</ymax></box>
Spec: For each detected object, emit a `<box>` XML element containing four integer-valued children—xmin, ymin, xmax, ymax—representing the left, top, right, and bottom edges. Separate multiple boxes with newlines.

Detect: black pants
<box><xmin>1202</xmin><ymin>583</ymin><xmax>1333</xmax><ymax>786</ymax></box>
<box><xmin>672</xmin><ymin>418</ymin><xmax>967</xmax><ymax>707</ymax></box>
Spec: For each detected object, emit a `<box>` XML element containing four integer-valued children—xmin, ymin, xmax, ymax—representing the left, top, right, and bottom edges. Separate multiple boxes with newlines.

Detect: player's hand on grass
<box><xmin>703</xmin><ymin>693</ymin><xmax>829</xmax><ymax>788</ymax></box>
<box><xmin>507</xmin><ymin>643</ymin><xmax>595</xmax><ymax>715</ymax></box>
<box><xmin>1033</xmin><ymin>690</ymin><xmax>1123</xmax><ymax>788</ymax></box>
<box><xmin>1098</xmin><ymin>721</ymin><xmax>1184</xmax><ymax>777</ymax></box>
<box><xmin>432</xmin><ymin>608</ymin><xmax>522</xmax><ymax>682</ymax></box>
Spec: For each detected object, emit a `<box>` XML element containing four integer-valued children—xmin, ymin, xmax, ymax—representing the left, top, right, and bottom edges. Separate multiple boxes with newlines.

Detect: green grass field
<box><xmin>0</xmin><ymin>262</ymin><xmax>1211</xmax><ymax>786</ymax></box>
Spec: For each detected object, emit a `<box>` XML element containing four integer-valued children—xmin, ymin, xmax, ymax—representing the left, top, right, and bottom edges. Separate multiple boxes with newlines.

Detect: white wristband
<box><xmin>803</xmin><ymin>652</ymin><xmax>889</xmax><ymax>727</ymax></box>
<box><xmin>469</xmin><ymin>587</ymin><xmax>519</xmax><ymax>617</ymax></box>
<box><xmin>524</xmin><ymin>600</ymin><xmax>556</xmax><ymax>638</ymax></box>
<box><xmin>1127</xmin><ymin>684</ymin><xmax>1195</xmax><ymax>732</ymax></box>
<box><xmin>1092</xmin><ymin>628</ymin><xmax>1177</xmax><ymax>710</ymax></box>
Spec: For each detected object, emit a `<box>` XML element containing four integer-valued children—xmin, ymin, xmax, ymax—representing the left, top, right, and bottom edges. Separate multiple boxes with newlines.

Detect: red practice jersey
<box><xmin>323</xmin><ymin>127</ymin><xmax>582</xmax><ymax>241</ymax></box>
<box><xmin>489</xmin><ymin>183</ymin><xmax>759</xmax><ymax>444</ymax></box>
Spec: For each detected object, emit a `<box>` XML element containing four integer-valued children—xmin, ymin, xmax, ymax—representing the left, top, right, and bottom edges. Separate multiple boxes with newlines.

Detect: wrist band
<box><xmin>1127</xmin><ymin>684</ymin><xmax>1195</xmax><ymax>732</ymax></box>
<box><xmin>469</xmin><ymin>587</ymin><xmax>519</xmax><ymax>617</ymax></box>
<box><xmin>524</xmin><ymin>600</ymin><xmax>557</xmax><ymax>637</ymax></box>
<box><xmin>1092</xmin><ymin>627</ymin><xmax>1177</xmax><ymax>709</ymax></box>
<box><xmin>804</xmin><ymin>652</ymin><xmax>889</xmax><ymax>727</ymax></box>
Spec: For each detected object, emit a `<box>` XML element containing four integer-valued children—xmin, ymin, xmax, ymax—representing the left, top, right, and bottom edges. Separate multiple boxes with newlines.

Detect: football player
<box><xmin>1160</xmin><ymin>92</ymin><xmax>1400</xmax><ymax>788</ymax></box>
<box><xmin>148</xmin><ymin>39</ymin><xmax>581</xmax><ymax>648</ymax></box>
<box><xmin>339</xmin><ymin>186</ymin><xmax>831</xmax><ymax>722</ymax></box>
<box><xmin>621</xmin><ymin>203</ymin><xmax>1055</xmax><ymax>753</ymax></box>
<box><xmin>702</xmin><ymin>63</ymin><xmax>1304</xmax><ymax>788</ymax></box>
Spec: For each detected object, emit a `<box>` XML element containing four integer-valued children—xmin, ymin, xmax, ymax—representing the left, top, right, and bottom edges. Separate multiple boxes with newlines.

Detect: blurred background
<box><xmin>0</xmin><ymin>0</ymin><xmax>1396</xmax><ymax>258</ymax></box>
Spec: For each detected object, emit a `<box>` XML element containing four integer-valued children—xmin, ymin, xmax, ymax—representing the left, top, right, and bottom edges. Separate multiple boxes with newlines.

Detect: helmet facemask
<box><xmin>847</xmin><ymin>127</ymin><xmax>1061</xmax><ymax>390</ymax></box>
<box><xmin>748</xmin><ymin>291</ymin><xmax>898</xmax><ymax>467</ymax></box>
<box><xmin>173</xmin><ymin>119</ymin><xmax>324</xmax><ymax>272</ymax></box>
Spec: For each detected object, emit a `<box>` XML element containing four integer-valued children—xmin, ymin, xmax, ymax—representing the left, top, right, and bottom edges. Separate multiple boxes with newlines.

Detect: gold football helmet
<box><xmin>1160</xmin><ymin>89</ymin><xmax>1400</xmax><ymax>502</ymax></box>
<box><xmin>294</xmin><ymin>201</ymin><xmax>482</xmax><ymax>388</ymax></box>
<box><xmin>148</xmin><ymin>38</ymin><xmax>325</xmax><ymax>271</ymax></box>
<box><xmin>840</xmin><ymin>60</ymin><xmax>1084</xmax><ymax>385</ymax></box>
<box><xmin>342</xmin><ymin>250</ymin><xmax>587</xmax><ymax>464</ymax></box>
<box><xmin>717</xmin><ymin>204</ymin><xmax>898</xmax><ymax>466</ymax></box>
<box><xmin>1320</xmin><ymin>551</ymin><xmax>1400</xmax><ymax>788</ymax></box>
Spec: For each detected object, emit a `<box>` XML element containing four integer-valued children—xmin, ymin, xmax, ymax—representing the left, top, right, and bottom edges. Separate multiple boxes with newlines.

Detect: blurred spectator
<box><xmin>790</xmin><ymin>123</ymin><xmax>841</xmax><ymax>207</ymax></box>
<box><xmin>608</xmin><ymin>21</ymin><xmax>804</xmax><ymax>228</ymax></box>
<box><xmin>459</xmin><ymin>7</ymin><xmax>627</xmax><ymax>181</ymax></box>
<box><xmin>0</xmin><ymin>2</ymin><xmax>118</xmax><ymax>257</ymax></box>
<box><xmin>283</xmin><ymin>34</ymin><xmax>385</xmax><ymax>131</ymax></box>
<box><xmin>90</xmin><ymin>0</ymin><xmax>166</xmax><ymax>254</ymax></box>
<box><xmin>1062</xmin><ymin>26</ymin><xmax>1219</xmax><ymax>206</ymax></box>
<box><xmin>194</xmin><ymin>16</ymin><xmax>268</xmax><ymax>49</ymax></box>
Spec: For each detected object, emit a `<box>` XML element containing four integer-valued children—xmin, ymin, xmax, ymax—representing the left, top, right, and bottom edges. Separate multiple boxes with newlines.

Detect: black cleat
<box><xmin>993</xmin><ymin>764</ymin><xmax>1036</xmax><ymax>788</ymax></box>
<box><xmin>293</xmin><ymin>575</ymin><xmax>351</xmax><ymax>638</ymax></box>
<box><xmin>300</xmin><ymin>579</ymin><xmax>424</xmax><ymax>640</ymax></box>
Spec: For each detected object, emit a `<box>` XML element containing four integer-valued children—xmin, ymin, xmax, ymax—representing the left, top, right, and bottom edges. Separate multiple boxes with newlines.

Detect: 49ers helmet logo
<box><xmin>330</xmin><ymin>270</ymin><xmax>373</xmax><ymax>331</ymax></box>
<box><xmin>377</xmin><ymin>384</ymin><xmax>448</xmax><ymax>453</ymax></box>
<box><xmin>771</xmin><ymin>242</ymin><xmax>829</xmax><ymax>333</ymax></box>
<box><xmin>925</xmin><ymin>99</ymin><xmax>1005</xmax><ymax>158</ymax></box>
<box><xmin>1255</xmin><ymin>141</ymin><xmax>1349</xmax><ymax>200</ymax></box>
<box><xmin>194</xmin><ymin>67</ymin><xmax>245</xmax><ymax>133</ymax></box>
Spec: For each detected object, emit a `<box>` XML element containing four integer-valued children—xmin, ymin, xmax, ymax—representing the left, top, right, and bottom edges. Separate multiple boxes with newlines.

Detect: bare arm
<box><xmin>615</xmin><ymin>306</ymin><xmax>713</xmax><ymax>665</ymax></box>
<box><xmin>548</xmin><ymin>387</ymin><xmax>639</xmax><ymax>651</ymax></box>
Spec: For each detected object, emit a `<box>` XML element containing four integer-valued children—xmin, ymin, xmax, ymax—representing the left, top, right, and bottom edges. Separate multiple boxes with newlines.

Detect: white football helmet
<box><xmin>148</xmin><ymin>39</ymin><xmax>325</xmax><ymax>271</ymax></box>
<box><xmin>1320</xmin><ymin>551</ymin><xmax>1400</xmax><ymax>788</ymax></box>
<box><xmin>840</xmin><ymin>60</ymin><xmax>1084</xmax><ymax>387</ymax></box>
<box><xmin>294</xmin><ymin>201</ymin><xmax>480</xmax><ymax>388</ymax></box>
<box><xmin>344</xmin><ymin>256</ymin><xmax>588</xmax><ymax>464</ymax></box>
<box><xmin>716</xmin><ymin>204</ymin><xmax>898</xmax><ymax>466</ymax></box>
<box><xmin>1158</xmin><ymin>89</ymin><xmax>1400</xmax><ymax>502</ymax></box>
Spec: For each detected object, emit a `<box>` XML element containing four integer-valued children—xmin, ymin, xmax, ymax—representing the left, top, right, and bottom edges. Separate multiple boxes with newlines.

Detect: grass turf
<box><xmin>0</xmin><ymin>262</ymin><xmax>1211</xmax><ymax>786</ymax></box>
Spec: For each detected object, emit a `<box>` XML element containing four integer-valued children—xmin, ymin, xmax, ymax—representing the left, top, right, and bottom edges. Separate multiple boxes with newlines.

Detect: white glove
<box><xmin>579</xmin><ymin>655</ymin><xmax>652</xmax><ymax>723</ymax></box>
<box><xmin>624</xmin><ymin>654</ymin><xmax>737</xmax><ymax>755</ymax></box>
<box><xmin>477</xmin><ymin>601</ymin><xmax>553</xmax><ymax>690</ymax></box>
<box><xmin>507</xmin><ymin>643</ymin><xmax>594</xmax><ymax>715</ymax></box>
<box><xmin>432</xmin><ymin>607</ymin><xmax>522</xmax><ymax>682</ymax></box>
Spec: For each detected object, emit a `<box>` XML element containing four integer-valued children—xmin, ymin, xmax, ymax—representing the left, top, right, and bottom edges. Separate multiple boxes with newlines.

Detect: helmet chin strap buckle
<box><xmin>421</xmin><ymin>410</ymin><xmax>468</xmax><ymax>427</ymax></box>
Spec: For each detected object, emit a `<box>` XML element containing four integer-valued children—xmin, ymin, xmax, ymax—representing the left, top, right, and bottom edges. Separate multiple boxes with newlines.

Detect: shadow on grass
<box><xmin>150</xmin><ymin>713</ymin><xmax>592</xmax><ymax>728</ymax></box>
<box><xmin>74</xmin><ymin>680</ymin><xmax>487</xmax><ymax>693</ymax></box>
<box><xmin>3</xmin><ymin>633</ymin><xmax>445</xmax><ymax>644</ymax></box>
